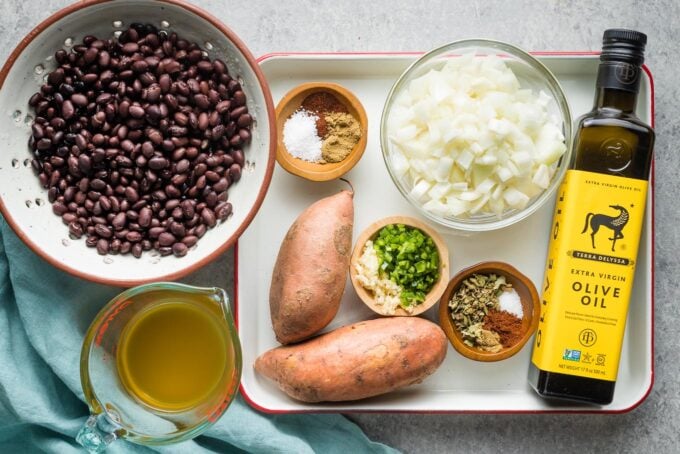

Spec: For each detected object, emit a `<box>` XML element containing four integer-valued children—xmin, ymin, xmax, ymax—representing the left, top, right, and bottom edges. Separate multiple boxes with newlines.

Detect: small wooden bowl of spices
<box><xmin>350</xmin><ymin>216</ymin><xmax>449</xmax><ymax>317</ymax></box>
<box><xmin>438</xmin><ymin>261</ymin><xmax>540</xmax><ymax>362</ymax></box>
<box><xmin>276</xmin><ymin>82</ymin><xmax>368</xmax><ymax>181</ymax></box>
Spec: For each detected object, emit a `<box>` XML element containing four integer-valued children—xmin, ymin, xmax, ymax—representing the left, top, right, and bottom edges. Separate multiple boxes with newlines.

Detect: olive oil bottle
<box><xmin>529</xmin><ymin>29</ymin><xmax>654</xmax><ymax>404</ymax></box>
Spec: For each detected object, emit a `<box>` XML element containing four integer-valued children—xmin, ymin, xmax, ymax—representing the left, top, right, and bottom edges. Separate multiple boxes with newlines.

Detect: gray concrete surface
<box><xmin>1</xmin><ymin>1</ymin><xmax>678</xmax><ymax>452</ymax></box>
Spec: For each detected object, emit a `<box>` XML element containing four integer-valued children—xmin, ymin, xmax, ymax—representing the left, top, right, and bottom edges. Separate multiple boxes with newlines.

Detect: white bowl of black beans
<box><xmin>0</xmin><ymin>0</ymin><xmax>275</xmax><ymax>286</ymax></box>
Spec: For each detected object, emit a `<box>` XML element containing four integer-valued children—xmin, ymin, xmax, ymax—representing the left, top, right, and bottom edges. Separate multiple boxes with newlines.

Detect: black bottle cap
<box><xmin>601</xmin><ymin>29</ymin><xmax>647</xmax><ymax>65</ymax></box>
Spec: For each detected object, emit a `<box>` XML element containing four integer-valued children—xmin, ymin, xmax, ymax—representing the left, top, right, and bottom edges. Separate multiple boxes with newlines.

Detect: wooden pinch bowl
<box><xmin>275</xmin><ymin>82</ymin><xmax>368</xmax><ymax>181</ymax></box>
<box><xmin>349</xmin><ymin>216</ymin><xmax>449</xmax><ymax>317</ymax></box>
<box><xmin>438</xmin><ymin>261</ymin><xmax>540</xmax><ymax>362</ymax></box>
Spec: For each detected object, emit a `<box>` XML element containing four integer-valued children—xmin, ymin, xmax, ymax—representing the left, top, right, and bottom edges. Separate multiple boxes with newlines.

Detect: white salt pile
<box><xmin>499</xmin><ymin>288</ymin><xmax>523</xmax><ymax>318</ymax></box>
<box><xmin>282</xmin><ymin>109</ymin><xmax>322</xmax><ymax>162</ymax></box>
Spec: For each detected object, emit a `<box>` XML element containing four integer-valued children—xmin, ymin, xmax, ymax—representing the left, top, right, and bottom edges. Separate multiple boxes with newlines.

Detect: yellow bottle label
<box><xmin>531</xmin><ymin>169</ymin><xmax>648</xmax><ymax>381</ymax></box>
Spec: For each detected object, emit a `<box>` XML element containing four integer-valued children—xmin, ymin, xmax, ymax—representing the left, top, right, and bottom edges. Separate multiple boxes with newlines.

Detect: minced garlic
<box><xmin>354</xmin><ymin>240</ymin><xmax>408</xmax><ymax>315</ymax></box>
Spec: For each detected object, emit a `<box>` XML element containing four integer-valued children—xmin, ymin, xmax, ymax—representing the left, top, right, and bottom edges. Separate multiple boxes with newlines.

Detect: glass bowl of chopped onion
<box><xmin>381</xmin><ymin>39</ymin><xmax>572</xmax><ymax>231</ymax></box>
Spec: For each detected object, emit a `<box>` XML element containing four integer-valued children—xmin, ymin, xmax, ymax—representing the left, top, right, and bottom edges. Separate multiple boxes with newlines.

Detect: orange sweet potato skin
<box><xmin>254</xmin><ymin>317</ymin><xmax>447</xmax><ymax>402</ymax></box>
<box><xmin>269</xmin><ymin>190</ymin><xmax>353</xmax><ymax>345</ymax></box>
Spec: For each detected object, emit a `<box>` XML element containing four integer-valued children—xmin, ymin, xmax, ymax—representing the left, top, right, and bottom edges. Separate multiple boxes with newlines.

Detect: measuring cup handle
<box><xmin>76</xmin><ymin>413</ymin><xmax>119</xmax><ymax>453</ymax></box>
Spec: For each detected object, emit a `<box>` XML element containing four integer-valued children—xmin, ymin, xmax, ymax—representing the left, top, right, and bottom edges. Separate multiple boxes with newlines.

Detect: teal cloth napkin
<box><xmin>0</xmin><ymin>217</ymin><xmax>396</xmax><ymax>453</ymax></box>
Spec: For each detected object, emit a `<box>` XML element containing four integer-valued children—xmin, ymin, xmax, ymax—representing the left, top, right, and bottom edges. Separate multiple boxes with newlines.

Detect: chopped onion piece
<box><xmin>459</xmin><ymin>191</ymin><xmax>481</xmax><ymax>202</ymax></box>
<box><xmin>434</xmin><ymin>156</ymin><xmax>454</xmax><ymax>182</ymax></box>
<box><xmin>410</xmin><ymin>180</ymin><xmax>432</xmax><ymax>201</ymax></box>
<box><xmin>456</xmin><ymin>150</ymin><xmax>474</xmax><ymax>170</ymax></box>
<box><xmin>503</xmin><ymin>187</ymin><xmax>530</xmax><ymax>209</ymax></box>
<box><xmin>532</xmin><ymin>164</ymin><xmax>551</xmax><ymax>189</ymax></box>
<box><xmin>451</xmin><ymin>182</ymin><xmax>468</xmax><ymax>191</ymax></box>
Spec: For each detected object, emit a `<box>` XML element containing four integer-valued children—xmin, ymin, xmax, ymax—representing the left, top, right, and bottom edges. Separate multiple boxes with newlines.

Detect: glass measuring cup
<box><xmin>77</xmin><ymin>283</ymin><xmax>242</xmax><ymax>452</ymax></box>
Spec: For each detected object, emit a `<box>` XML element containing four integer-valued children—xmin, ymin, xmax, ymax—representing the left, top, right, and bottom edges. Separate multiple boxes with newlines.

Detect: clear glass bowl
<box><xmin>380</xmin><ymin>39</ymin><xmax>572</xmax><ymax>232</ymax></box>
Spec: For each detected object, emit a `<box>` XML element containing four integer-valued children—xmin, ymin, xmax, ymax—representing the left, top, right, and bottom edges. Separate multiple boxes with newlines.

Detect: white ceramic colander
<box><xmin>0</xmin><ymin>0</ymin><xmax>275</xmax><ymax>286</ymax></box>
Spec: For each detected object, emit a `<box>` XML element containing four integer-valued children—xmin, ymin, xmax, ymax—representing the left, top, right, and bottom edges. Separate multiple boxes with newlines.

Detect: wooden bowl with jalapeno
<box><xmin>349</xmin><ymin>216</ymin><xmax>449</xmax><ymax>317</ymax></box>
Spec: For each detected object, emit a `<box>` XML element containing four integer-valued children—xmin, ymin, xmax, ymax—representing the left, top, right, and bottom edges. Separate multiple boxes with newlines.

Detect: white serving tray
<box><xmin>237</xmin><ymin>53</ymin><xmax>654</xmax><ymax>413</ymax></box>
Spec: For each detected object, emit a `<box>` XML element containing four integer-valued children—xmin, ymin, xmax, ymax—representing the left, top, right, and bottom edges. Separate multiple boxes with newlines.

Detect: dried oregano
<box><xmin>448</xmin><ymin>273</ymin><xmax>510</xmax><ymax>344</ymax></box>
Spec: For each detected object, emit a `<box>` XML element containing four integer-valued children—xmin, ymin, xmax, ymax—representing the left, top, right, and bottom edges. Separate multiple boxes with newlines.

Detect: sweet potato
<box><xmin>269</xmin><ymin>190</ymin><xmax>354</xmax><ymax>344</ymax></box>
<box><xmin>254</xmin><ymin>317</ymin><xmax>447</xmax><ymax>402</ymax></box>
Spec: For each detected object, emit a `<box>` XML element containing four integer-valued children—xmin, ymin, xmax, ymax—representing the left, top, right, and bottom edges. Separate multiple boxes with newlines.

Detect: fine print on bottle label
<box><xmin>531</xmin><ymin>169</ymin><xmax>647</xmax><ymax>382</ymax></box>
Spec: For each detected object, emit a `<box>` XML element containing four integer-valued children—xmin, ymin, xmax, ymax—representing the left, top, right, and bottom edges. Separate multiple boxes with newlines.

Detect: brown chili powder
<box><xmin>483</xmin><ymin>309</ymin><xmax>524</xmax><ymax>347</ymax></box>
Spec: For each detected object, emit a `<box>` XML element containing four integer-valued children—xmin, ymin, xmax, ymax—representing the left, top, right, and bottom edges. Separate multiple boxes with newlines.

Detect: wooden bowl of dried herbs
<box><xmin>438</xmin><ymin>261</ymin><xmax>540</xmax><ymax>362</ymax></box>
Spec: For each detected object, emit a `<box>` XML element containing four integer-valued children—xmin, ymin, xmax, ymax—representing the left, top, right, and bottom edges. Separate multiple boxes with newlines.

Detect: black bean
<box><xmin>124</xmin><ymin>187</ymin><xmax>139</xmax><ymax>202</ymax></box>
<box><xmin>231</xmin><ymin>149</ymin><xmax>245</xmax><ymax>167</ymax></box>
<box><xmin>172</xmin><ymin>242</ymin><xmax>188</xmax><ymax>257</ymax></box>
<box><xmin>148</xmin><ymin>157</ymin><xmax>168</xmax><ymax>170</ymax></box>
<box><xmin>48</xmin><ymin>68</ymin><xmax>65</xmax><ymax>85</ymax></box>
<box><xmin>122</xmin><ymin>42</ymin><xmax>139</xmax><ymax>54</ymax></box>
<box><xmin>29</xmin><ymin>92</ymin><xmax>44</xmax><ymax>107</ymax></box>
<box><xmin>213</xmin><ymin>178</ymin><xmax>230</xmax><ymax>192</ymax></box>
<box><xmin>120</xmin><ymin>241</ymin><xmax>132</xmax><ymax>255</ymax></box>
<box><xmin>96</xmin><ymin>239</ymin><xmax>109</xmax><ymax>255</ymax></box>
<box><xmin>193</xmin><ymin>94</ymin><xmax>210</xmax><ymax>110</ymax></box>
<box><xmin>47</xmin><ymin>187</ymin><xmax>58</xmax><ymax>203</ymax></box>
<box><xmin>62</xmin><ymin>187</ymin><xmax>76</xmax><ymax>202</ymax></box>
<box><xmin>215</xmin><ymin>202</ymin><xmax>232</xmax><ymax>220</ymax></box>
<box><xmin>32</xmin><ymin>123</ymin><xmax>45</xmax><ymax>139</ymax></box>
<box><xmin>94</xmin><ymin>224</ymin><xmax>113</xmax><ymax>238</ymax></box>
<box><xmin>147</xmin><ymin>129</ymin><xmax>163</xmax><ymax>144</ymax></box>
<box><xmin>62</xmin><ymin>213</ymin><xmax>77</xmax><ymax>224</ymax></box>
<box><xmin>129</xmin><ymin>105</ymin><xmax>145</xmax><ymax>118</ymax></box>
<box><xmin>149</xmin><ymin>227</ymin><xmax>165</xmax><ymax>239</ymax></box>
<box><xmin>168</xmin><ymin>125</ymin><xmax>187</xmax><ymax>137</ymax></box>
<box><xmin>233</xmin><ymin>90</ymin><xmax>246</xmax><ymax>107</ymax></box>
<box><xmin>239</xmin><ymin>128</ymin><xmax>251</xmax><ymax>143</ymax></box>
<box><xmin>90</xmin><ymin>178</ymin><xmax>106</xmax><ymax>191</ymax></box>
<box><xmin>169</xmin><ymin>221</ymin><xmax>185</xmax><ymax>237</ymax></box>
<box><xmin>61</xmin><ymin>100</ymin><xmax>75</xmax><ymax>120</ymax></box>
<box><xmin>229</xmin><ymin>163</ymin><xmax>242</xmax><ymax>182</ymax></box>
<box><xmin>110</xmin><ymin>239</ymin><xmax>121</xmax><ymax>254</ymax></box>
<box><xmin>125</xmin><ymin>231</ymin><xmax>142</xmax><ymax>242</ymax></box>
<box><xmin>201</xmin><ymin>208</ymin><xmax>216</xmax><ymax>227</ymax></box>
<box><xmin>37</xmin><ymin>138</ymin><xmax>52</xmax><ymax>150</ymax></box>
<box><xmin>182</xmin><ymin>235</ymin><xmax>198</xmax><ymax>247</ymax></box>
<box><xmin>99</xmin><ymin>195</ymin><xmax>111</xmax><ymax>211</ymax></box>
<box><xmin>71</xmin><ymin>94</ymin><xmax>88</xmax><ymax>107</ymax></box>
<box><xmin>132</xmin><ymin>243</ymin><xmax>143</xmax><ymax>258</ymax></box>
<box><xmin>194</xmin><ymin>224</ymin><xmax>207</xmax><ymax>238</ymax></box>
<box><xmin>158</xmin><ymin>232</ymin><xmax>175</xmax><ymax>246</ymax></box>
<box><xmin>112</xmin><ymin>212</ymin><xmax>127</xmax><ymax>230</ymax></box>
<box><xmin>213</xmin><ymin>59</ymin><xmax>227</xmax><ymax>74</ymax></box>
<box><xmin>147</xmin><ymin>84</ymin><xmax>162</xmax><ymax>102</ymax></box>
<box><xmin>237</xmin><ymin>113</ymin><xmax>252</xmax><ymax>128</ymax></box>
<box><xmin>167</xmin><ymin>184</ymin><xmax>182</xmax><ymax>199</ymax></box>
<box><xmin>132</xmin><ymin>60</ymin><xmax>148</xmax><ymax>73</ymax></box>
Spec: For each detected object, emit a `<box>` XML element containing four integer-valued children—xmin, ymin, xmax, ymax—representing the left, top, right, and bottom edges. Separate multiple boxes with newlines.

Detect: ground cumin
<box><xmin>321</xmin><ymin>112</ymin><xmax>361</xmax><ymax>163</ymax></box>
<box><xmin>483</xmin><ymin>309</ymin><xmax>524</xmax><ymax>347</ymax></box>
